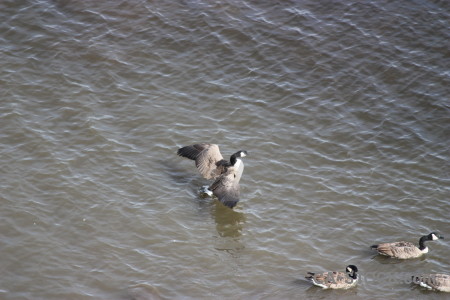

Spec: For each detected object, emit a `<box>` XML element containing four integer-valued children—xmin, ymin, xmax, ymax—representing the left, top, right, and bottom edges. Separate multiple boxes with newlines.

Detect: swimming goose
<box><xmin>411</xmin><ymin>273</ymin><xmax>450</xmax><ymax>292</ymax></box>
<box><xmin>305</xmin><ymin>265</ymin><xmax>358</xmax><ymax>289</ymax></box>
<box><xmin>370</xmin><ymin>232</ymin><xmax>444</xmax><ymax>259</ymax></box>
<box><xmin>177</xmin><ymin>143</ymin><xmax>247</xmax><ymax>208</ymax></box>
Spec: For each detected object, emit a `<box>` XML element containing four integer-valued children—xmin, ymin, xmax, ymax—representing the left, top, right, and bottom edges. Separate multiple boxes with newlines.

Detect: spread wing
<box><xmin>177</xmin><ymin>143</ymin><xmax>207</xmax><ymax>160</ymax></box>
<box><xmin>177</xmin><ymin>143</ymin><xmax>224</xmax><ymax>179</ymax></box>
<box><xmin>209</xmin><ymin>167</ymin><xmax>240</xmax><ymax>208</ymax></box>
<box><xmin>196</xmin><ymin>144</ymin><xmax>225</xmax><ymax>179</ymax></box>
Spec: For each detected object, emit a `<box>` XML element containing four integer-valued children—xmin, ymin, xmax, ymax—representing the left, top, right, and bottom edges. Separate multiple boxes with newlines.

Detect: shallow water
<box><xmin>1</xmin><ymin>0</ymin><xmax>449</xmax><ymax>299</ymax></box>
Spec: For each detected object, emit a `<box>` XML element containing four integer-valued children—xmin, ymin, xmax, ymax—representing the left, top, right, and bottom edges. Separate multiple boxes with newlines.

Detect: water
<box><xmin>1</xmin><ymin>0</ymin><xmax>449</xmax><ymax>299</ymax></box>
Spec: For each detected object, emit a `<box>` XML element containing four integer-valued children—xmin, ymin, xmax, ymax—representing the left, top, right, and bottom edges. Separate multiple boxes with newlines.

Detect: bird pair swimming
<box><xmin>305</xmin><ymin>265</ymin><xmax>450</xmax><ymax>292</ymax></box>
<box><xmin>306</xmin><ymin>232</ymin><xmax>445</xmax><ymax>290</ymax></box>
<box><xmin>177</xmin><ymin>143</ymin><xmax>247</xmax><ymax>208</ymax></box>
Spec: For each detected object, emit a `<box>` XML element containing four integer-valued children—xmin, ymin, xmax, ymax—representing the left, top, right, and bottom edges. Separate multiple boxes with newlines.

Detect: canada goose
<box><xmin>370</xmin><ymin>232</ymin><xmax>444</xmax><ymax>259</ymax></box>
<box><xmin>305</xmin><ymin>265</ymin><xmax>358</xmax><ymax>289</ymax></box>
<box><xmin>177</xmin><ymin>143</ymin><xmax>247</xmax><ymax>208</ymax></box>
<box><xmin>411</xmin><ymin>273</ymin><xmax>450</xmax><ymax>292</ymax></box>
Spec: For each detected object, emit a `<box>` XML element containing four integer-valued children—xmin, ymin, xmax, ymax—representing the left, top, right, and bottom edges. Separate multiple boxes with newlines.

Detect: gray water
<box><xmin>1</xmin><ymin>0</ymin><xmax>449</xmax><ymax>299</ymax></box>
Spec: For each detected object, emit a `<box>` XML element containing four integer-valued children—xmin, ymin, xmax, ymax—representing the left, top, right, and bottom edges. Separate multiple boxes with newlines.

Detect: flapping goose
<box><xmin>370</xmin><ymin>232</ymin><xmax>444</xmax><ymax>259</ymax></box>
<box><xmin>305</xmin><ymin>265</ymin><xmax>358</xmax><ymax>289</ymax></box>
<box><xmin>177</xmin><ymin>143</ymin><xmax>247</xmax><ymax>208</ymax></box>
<box><xmin>411</xmin><ymin>274</ymin><xmax>450</xmax><ymax>292</ymax></box>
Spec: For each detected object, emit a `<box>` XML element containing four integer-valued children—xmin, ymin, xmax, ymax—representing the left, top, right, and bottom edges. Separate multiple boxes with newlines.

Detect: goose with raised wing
<box><xmin>177</xmin><ymin>143</ymin><xmax>247</xmax><ymax>208</ymax></box>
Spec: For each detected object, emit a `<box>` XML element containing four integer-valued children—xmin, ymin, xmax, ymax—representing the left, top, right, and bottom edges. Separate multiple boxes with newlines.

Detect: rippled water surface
<box><xmin>1</xmin><ymin>0</ymin><xmax>449</xmax><ymax>299</ymax></box>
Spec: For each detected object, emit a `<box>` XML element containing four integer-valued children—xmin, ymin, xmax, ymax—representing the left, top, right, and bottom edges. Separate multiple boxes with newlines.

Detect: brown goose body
<box><xmin>305</xmin><ymin>265</ymin><xmax>358</xmax><ymax>289</ymax></box>
<box><xmin>412</xmin><ymin>274</ymin><xmax>450</xmax><ymax>292</ymax></box>
<box><xmin>373</xmin><ymin>241</ymin><xmax>425</xmax><ymax>259</ymax></box>
<box><xmin>371</xmin><ymin>232</ymin><xmax>444</xmax><ymax>259</ymax></box>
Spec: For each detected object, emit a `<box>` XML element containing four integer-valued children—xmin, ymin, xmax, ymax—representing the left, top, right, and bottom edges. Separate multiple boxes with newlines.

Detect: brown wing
<box><xmin>430</xmin><ymin>274</ymin><xmax>450</xmax><ymax>291</ymax></box>
<box><xmin>306</xmin><ymin>271</ymin><xmax>352</xmax><ymax>289</ymax></box>
<box><xmin>209</xmin><ymin>167</ymin><xmax>240</xmax><ymax>208</ymax></box>
<box><xmin>328</xmin><ymin>272</ymin><xmax>356</xmax><ymax>289</ymax></box>
<box><xmin>195</xmin><ymin>144</ymin><xmax>225</xmax><ymax>179</ymax></box>
<box><xmin>177</xmin><ymin>144</ymin><xmax>224</xmax><ymax>179</ymax></box>
<box><xmin>310</xmin><ymin>272</ymin><xmax>333</xmax><ymax>285</ymax></box>
<box><xmin>375</xmin><ymin>242</ymin><xmax>397</xmax><ymax>257</ymax></box>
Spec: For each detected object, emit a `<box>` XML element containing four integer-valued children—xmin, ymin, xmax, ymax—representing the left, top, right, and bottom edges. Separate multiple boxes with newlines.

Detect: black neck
<box><xmin>418</xmin><ymin>236</ymin><xmax>428</xmax><ymax>250</ymax></box>
<box><xmin>230</xmin><ymin>154</ymin><xmax>237</xmax><ymax>166</ymax></box>
<box><xmin>348</xmin><ymin>272</ymin><xmax>357</xmax><ymax>280</ymax></box>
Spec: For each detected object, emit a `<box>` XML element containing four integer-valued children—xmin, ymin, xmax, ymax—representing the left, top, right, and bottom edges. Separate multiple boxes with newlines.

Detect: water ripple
<box><xmin>1</xmin><ymin>0</ymin><xmax>449</xmax><ymax>299</ymax></box>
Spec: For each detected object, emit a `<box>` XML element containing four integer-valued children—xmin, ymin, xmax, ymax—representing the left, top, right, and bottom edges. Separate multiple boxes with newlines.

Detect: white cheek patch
<box><xmin>240</xmin><ymin>152</ymin><xmax>247</xmax><ymax>157</ymax></box>
<box><xmin>431</xmin><ymin>234</ymin><xmax>438</xmax><ymax>240</ymax></box>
